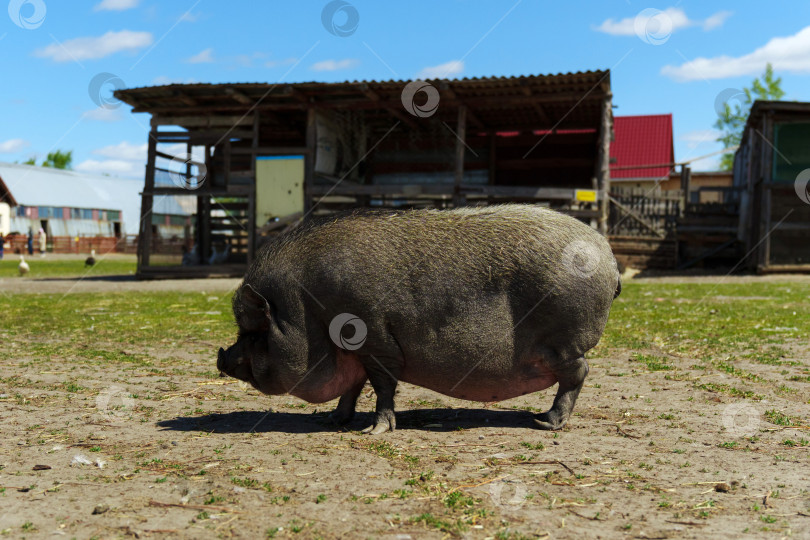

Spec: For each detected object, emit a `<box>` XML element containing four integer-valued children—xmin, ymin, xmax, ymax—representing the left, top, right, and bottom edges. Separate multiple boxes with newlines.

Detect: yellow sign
<box><xmin>575</xmin><ymin>189</ymin><xmax>598</xmax><ymax>202</ymax></box>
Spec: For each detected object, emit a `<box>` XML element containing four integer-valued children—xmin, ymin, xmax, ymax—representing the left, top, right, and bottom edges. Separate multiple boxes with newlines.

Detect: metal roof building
<box><xmin>609</xmin><ymin>114</ymin><xmax>674</xmax><ymax>181</ymax></box>
<box><xmin>0</xmin><ymin>162</ymin><xmax>143</xmax><ymax>235</ymax></box>
<box><xmin>114</xmin><ymin>70</ymin><xmax>614</xmax><ymax>278</ymax></box>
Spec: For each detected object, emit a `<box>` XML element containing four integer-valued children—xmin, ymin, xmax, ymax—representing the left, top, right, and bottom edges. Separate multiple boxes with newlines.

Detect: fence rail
<box><xmin>3</xmin><ymin>235</ymin><xmax>137</xmax><ymax>254</ymax></box>
<box><xmin>608</xmin><ymin>186</ymin><xmax>681</xmax><ymax>238</ymax></box>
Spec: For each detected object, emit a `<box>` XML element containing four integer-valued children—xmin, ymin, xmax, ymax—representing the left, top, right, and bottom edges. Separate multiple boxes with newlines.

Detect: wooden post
<box><xmin>759</xmin><ymin>113</ymin><xmax>774</xmax><ymax>271</ymax></box>
<box><xmin>680</xmin><ymin>164</ymin><xmax>691</xmax><ymax>212</ymax></box>
<box><xmin>138</xmin><ymin>125</ymin><xmax>158</xmax><ymax>271</ymax></box>
<box><xmin>453</xmin><ymin>104</ymin><xmax>467</xmax><ymax>207</ymax></box>
<box><xmin>488</xmin><ymin>133</ymin><xmax>497</xmax><ymax>186</ymax></box>
<box><xmin>247</xmin><ymin>113</ymin><xmax>259</xmax><ymax>264</ymax></box>
<box><xmin>200</xmin><ymin>145</ymin><xmax>212</xmax><ymax>264</ymax></box>
<box><xmin>304</xmin><ymin>107</ymin><xmax>317</xmax><ymax>214</ymax></box>
<box><xmin>596</xmin><ymin>95</ymin><xmax>612</xmax><ymax>235</ymax></box>
<box><xmin>224</xmin><ymin>140</ymin><xmax>232</xmax><ymax>189</ymax></box>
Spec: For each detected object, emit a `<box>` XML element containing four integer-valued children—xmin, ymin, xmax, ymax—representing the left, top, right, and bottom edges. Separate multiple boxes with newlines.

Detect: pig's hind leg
<box><xmin>360</xmin><ymin>356</ymin><xmax>400</xmax><ymax>435</ymax></box>
<box><xmin>328</xmin><ymin>378</ymin><xmax>367</xmax><ymax>425</ymax></box>
<box><xmin>534</xmin><ymin>356</ymin><xmax>589</xmax><ymax>430</ymax></box>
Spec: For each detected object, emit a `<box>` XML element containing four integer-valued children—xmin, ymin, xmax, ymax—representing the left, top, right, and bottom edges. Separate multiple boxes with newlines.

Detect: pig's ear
<box><xmin>238</xmin><ymin>284</ymin><xmax>275</xmax><ymax>330</ymax></box>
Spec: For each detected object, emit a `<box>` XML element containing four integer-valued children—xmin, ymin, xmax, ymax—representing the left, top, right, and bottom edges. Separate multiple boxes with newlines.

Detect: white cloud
<box><xmin>310</xmin><ymin>58</ymin><xmax>359</xmax><ymax>71</ymax></box>
<box><xmin>34</xmin><ymin>30</ymin><xmax>153</xmax><ymax>62</ymax></box>
<box><xmin>595</xmin><ymin>8</ymin><xmax>730</xmax><ymax>36</ymax></box>
<box><xmin>179</xmin><ymin>11</ymin><xmax>199</xmax><ymax>22</ymax></box>
<box><xmin>83</xmin><ymin>108</ymin><xmax>123</xmax><ymax>122</ymax></box>
<box><xmin>94</xmin><ymin>0</ymin><xmax>139</xmax><ymax>11</ymax></box>
<box><xmin>663</xmin><ymin>25</ymin><xmax>810</xmax><ymax>81</ymax></box>
<box><xmin>151</xmin><ymin>76</ymin><xmax>197</xmax><ymax>85</ymax></box>
<box><xmin>265</xmin><ymin>57</ymin><xmax>298</xmax><ymax>68</ymax></box>
<box><xmin>0</xmin><ymin>139</ymin><xmax>30</xmax><ymax>153</ymax></box>
<box><xmin>690</xmin><ymin>153</ymin><xmax>723</xmax><ymax>172</ymax></box>
<box><xmin>703</xmin><ymin>11</ymin><xmax>732</xmax><ymax>31</ymax></box>
<box><xmin>187</xmin><ymin>48</ymin><xmax>214</xmax><ymax>64</ymax></box>
<box><xmin>679</xmin><ymin>129</ymin><xmax>722</xmax><ymax>150</ymax></box>
<box><xmin>416</xmin><ymin>60</ymin><xmax>464</xmax><ymax>79</ymax></box>
<box><xmin>75</xmin><ymin>159</ymin><xmax>143</xmax><ymax>177</ymax></box>
<box><xmin>93</xmin><ymin>141</ymin><xmax>147</xmax><ymax>161</ymax></box>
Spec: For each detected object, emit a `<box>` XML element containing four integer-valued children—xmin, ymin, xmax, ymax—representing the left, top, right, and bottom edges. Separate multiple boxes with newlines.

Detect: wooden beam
<box><xmin>285</xmin><ymin>86</ymin><xmax>310</xmax><ymax>103</ymax></box>
<box><xmin>489</xmin><ymin>134</ymin><xmax>496</xmax><ymax>185</ymax></box>
<box><xmin>225</xmin><ymin>87</ymin><xmax>254</xmax><ymax>105</ymax></box>
<box><xmin>172</xmin><ymin>91</ymin><xmax>197</xmax><ymax>106</ymax></box>
<box><xmin>138</xmin><ymin>125</ymin><xmax>158</xmax><ymax>270</ymax></box>
<box><xmin>307</xmin><ymin>183</ymin><xmax>586</xmax><ymax>200</ymax></box>
<box><xmin>597</xmin><ymin>95</ymin><xmax>611</xmax><ymax>234</ymax></box>
<box><xmin>358</xmin><ymin>84</ymin><xmax>421</xmax><ymax>130</ymax></box>
<box><xmin>231</xmin><ymin>146</ymin><xmax>309</xmax><ymax>155</ymax></box>
<box><xmin>248</xmin><ymin>112</ymin><xmax>259</xmax><ymax>264</ymax></box>
<box><xmin>761</xmin><ymin>112</ymin><xmax>774</xmax><ymax>269</ymax></box>
<box><xmin>151</xmin><ymin>115</ymin><xmax>255</xmax><ymax>127</ymax></box>
<box><xmin>224</xmin><ymin>139</ymin><xmax>232</xmax><ymax>188</ymax></box>
<box><xmin>519</xmin><ymin>82</ymin><xmax>552</xmax><ymax>126</ymax></box>
<box><xmin>304</xmin><ymin>108</ymin><xmax>317</xmax><ymax>213</ymax></box>
<box><xmin>453</xmin><ymin>105</ymin><xmax>467</xmax><ymax>206</ymax></box>
<box><xmin>131</xmin><ymin>90</ymin><xmax>606</xmax><ymax>114</ymax></box>
<box><xmin>439</xmin><ymin>82</ymin><xmax>484</xmax><ymax>128</ymax></box>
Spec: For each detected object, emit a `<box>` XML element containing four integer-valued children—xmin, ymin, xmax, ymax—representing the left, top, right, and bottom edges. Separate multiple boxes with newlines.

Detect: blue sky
<box><xmin>2</xmin><ymin>0</ymin><xmax>810</xmax><ymax>176</ymax></box>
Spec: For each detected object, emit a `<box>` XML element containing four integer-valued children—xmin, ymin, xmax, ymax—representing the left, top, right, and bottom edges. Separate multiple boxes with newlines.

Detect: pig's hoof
<box><xmin>361</xmin><ymin>423</ymin><xmax>390</xmax><ymax>435</ymax></box>
<box><xmin>361</xmin><ymin>411</ymin><xmax>396</xmax><ymax>435</ymax></box>
<box><xmin>533</xmin><ymin>412</ymin><xmax>567</xmax><ymax>431</ymax></box>
<box><xmin>327</xmin><ymin>410</ymin><xmax>354</xmax><ymax>426</ymax></box>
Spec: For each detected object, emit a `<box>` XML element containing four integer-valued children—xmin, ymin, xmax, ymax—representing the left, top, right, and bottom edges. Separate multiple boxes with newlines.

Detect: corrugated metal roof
<box><xmin>609</xmin><ymin>114</ymin><xmax>674</xmax><ymax>179</ymax></box>
<box><xmin>0</xmin><ymin>162</ymin><xmax>189</xmax><ymax>235</ymax></box>
<box><xmin>117</xmin><ymin>71</ymin><xmax>609</xmax><ymax>94</ymax></box>
<box><xmin>114</xmin><ymin>71</ymin><xmax>611</xmax><ymax>134</ymax></box>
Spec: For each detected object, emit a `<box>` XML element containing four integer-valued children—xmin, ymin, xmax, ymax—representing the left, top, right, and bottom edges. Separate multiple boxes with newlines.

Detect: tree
<box><xmin>22</xmin><ymin>157</ymin><xmax>36</xmax><ymax>165</ymax></box>
<box><xmin>714</xmin><ymin>63</ymin><xmax>785</xmax><ymax>171</ymax></box>
<box><xmin>41</xmin><ymin>150</ymin><xmax>73</xmax><ymax>170</ymax></box>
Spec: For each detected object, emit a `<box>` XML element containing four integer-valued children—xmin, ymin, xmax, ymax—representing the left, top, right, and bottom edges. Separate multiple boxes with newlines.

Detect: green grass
<box><xmin>0</xmin><ymin>290</ymin><xmax>235</xmax><ymax>365</ymax></box>
<box><xmin>0</xmin><ymin>256</ymin><xmax>136</xmax><ymax>278</ymax></box>
<box><xmin>0</xmin><ymin>280</ymin><xmax>808</xmax><ymax>397</ymax></box>
<box><xmin>594</xmin><ymin>281</ymin><xmax>810</xmax><ymax>358</ymax></box>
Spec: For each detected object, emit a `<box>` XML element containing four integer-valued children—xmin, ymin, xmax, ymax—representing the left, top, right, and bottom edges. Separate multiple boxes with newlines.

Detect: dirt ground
<box><xmin>1</xmin><ymin>275</ymin><xmax>808</xmax><ymax>539</ymax></box>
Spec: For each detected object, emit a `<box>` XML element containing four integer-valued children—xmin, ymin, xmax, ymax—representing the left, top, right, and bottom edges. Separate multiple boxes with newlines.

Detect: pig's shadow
<box><xmin>156</xmin><ymin>408</ymin><xmax>539</xmax><ymax>434</ymax></box>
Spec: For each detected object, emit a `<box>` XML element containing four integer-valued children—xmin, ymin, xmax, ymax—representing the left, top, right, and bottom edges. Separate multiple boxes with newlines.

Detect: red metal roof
<box><xmin>610</xmin><ymin>114</ymin><xmax>673</xmax><ymax>179</ymax></box>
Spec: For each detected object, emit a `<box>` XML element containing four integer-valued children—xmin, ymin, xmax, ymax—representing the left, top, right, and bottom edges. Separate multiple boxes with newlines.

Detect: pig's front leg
<box><xmin>360</xmin><ymin>356</ymin><xmax>400</xmax><ymax>435</ymax></box>
<box><xmin>328</xmin><ymin>378</ymin><xmax>367</xmax><ymax>425</ymax></box>
<box><xmin>534</xmin><ymin>356</ymin><xmax>589</xmax><ymax>430</ymax></box>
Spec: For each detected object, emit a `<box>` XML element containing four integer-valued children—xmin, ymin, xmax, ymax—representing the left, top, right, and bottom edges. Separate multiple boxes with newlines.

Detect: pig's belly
<box><xmin>289</xmin><ymin>350</ymin><xmax>367</xmax><ymax>404</ymax></box>
<box><xmin>401</xmin><ymin>358</ymin><xmax>558</xmax><ymax>402</ymax></box>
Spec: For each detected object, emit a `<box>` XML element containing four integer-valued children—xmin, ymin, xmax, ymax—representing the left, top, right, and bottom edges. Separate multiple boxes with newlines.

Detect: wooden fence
<box><xmin>3</xmin><ymin>235</ymin><xmax>136</xmax><ymax>254</ymax></box>
<box><xmin>608</xmin><ymin>186</ymin><xmax>681</xmax><ymax>238</ymax></box>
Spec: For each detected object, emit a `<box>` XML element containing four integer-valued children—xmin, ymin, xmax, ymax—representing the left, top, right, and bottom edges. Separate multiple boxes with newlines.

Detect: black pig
<box><xmin>218</xmin><ymin>205</ymin><xmax>621</xmax><ymax>434</ymax></box>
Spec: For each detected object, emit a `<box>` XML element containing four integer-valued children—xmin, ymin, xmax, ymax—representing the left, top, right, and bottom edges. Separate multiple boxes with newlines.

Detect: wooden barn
<box><xmin>114</xmin><ymin>71</ymin><xmax>613</xmax><ymax>278</ymax></box>
<box><xmin>733</xmin><ymin>101</ymin><xmax>810</xmax><ymax>273</ymax></box>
